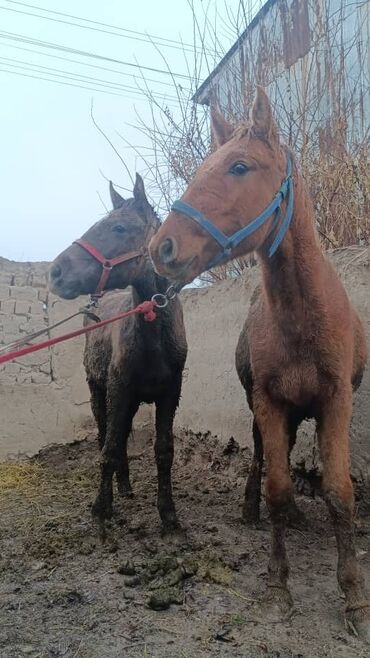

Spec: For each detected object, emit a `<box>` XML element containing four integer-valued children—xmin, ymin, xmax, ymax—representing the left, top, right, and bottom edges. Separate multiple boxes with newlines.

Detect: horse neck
<box><xmin>259</xmin><ymin>169</ymin><xmax>325</xmax><ymax>326</ymax></box>
<box><xmin>131</xmin><ymin>263</ymin><xmax>172</xmax><ymax>331</ymax></box>
<box><xmin>131</xmin><ymin>261</ymin><xmax>166</xmax><ymax>300</ymax></box>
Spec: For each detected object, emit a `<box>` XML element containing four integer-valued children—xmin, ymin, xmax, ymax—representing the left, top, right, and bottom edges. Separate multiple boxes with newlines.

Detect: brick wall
<box><xmin>0</xmin><ymin>257</ymin><xmax>92</xmax><ymax>458</ymax></box>
<box><xmin>0</xmin><ymin>257</ymin><xmax>151</xmax><ymax>460</ymax></box>
<box><xmin>0</xmin><ymin>280</ymin><xmax>51</xmax><ymax>386</ymax></box>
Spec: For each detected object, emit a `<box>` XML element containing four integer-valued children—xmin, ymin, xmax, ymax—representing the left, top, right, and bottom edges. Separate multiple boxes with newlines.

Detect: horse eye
<box><xmin>230</xmin><ymin>162</ymin><xmax>249</xmax><ymax>176</ymax></box>
<box><xmin>113</xmin><ymin>224</ymin><xmax>126</xmax><ymax>233</ymax></box>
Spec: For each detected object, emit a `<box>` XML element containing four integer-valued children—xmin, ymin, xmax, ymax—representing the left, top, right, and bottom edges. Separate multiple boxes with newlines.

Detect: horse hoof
<box><xmin>258</xmin><ymin>587</ymin><xmax>294</xmax><ymax>623</ymax></box>
<box><xmin>346</xmin><ymin>607</ymin><xmax>370</xmax><ymax>643</ymax></box>
<box><xmin>160</xmin><ymin>513</ymin><xmax>184</xmax><ymax>539</ymax></box>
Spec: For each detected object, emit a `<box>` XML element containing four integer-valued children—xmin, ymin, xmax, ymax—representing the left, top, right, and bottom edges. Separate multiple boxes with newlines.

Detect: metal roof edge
<box><xmin>192</xmin><ymin>0</ymin><xmax>278</xmax><ymax>104</ymax></box>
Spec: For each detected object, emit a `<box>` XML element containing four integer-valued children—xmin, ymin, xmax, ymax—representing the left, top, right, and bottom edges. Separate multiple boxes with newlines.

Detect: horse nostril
<box><xmin>158</xmin><ymin>237</ymin><xmax>178</xmax><ymax>265</ymax></box>
<box><xmin>50</xmin><ymin>263</ymin><xmax>62</xmax><ymax>281</ymax></box>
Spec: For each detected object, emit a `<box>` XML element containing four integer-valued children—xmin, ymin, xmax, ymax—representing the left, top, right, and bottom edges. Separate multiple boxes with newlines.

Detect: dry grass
<box><xmin>303</xmin><ymin>141</ymin><xmax>370</xmax><ymax>250</ymax></box>
<box><xmin>0</xmin><ymin>462</ymin><xmax>44</xmax><ymax>493</ymax></box>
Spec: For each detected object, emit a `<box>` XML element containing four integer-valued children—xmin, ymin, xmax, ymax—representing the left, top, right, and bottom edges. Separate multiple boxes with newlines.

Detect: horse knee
<box><xmin>322</xmin><ymin>474</ymin><xmax>354</xmax><ymax>516</ymax></box>
<box><xmin>100</xmin><ymin>442</ymin><xmax>120</xmax><ymax>473</ymax></box>
<box><xmin>265</xmin><ymin>474</ymin><xmax>293</xmax><ymax>520</ymax></box>
<box><xmin>323</xmin><ymin>483</ymin><xmax>354</xmax><ymax>523</ymax></box>
<box><xmin>155</xmin><ymin>436</ymin><xmax>173</xmax><ymax>467</ymax></box>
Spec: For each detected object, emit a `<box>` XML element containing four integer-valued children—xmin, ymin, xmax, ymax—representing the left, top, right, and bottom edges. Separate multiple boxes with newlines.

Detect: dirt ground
<box><xmin>1</xmin><ymin>429</ymin><xmax>370</xmax><ymax>658</ymax></box>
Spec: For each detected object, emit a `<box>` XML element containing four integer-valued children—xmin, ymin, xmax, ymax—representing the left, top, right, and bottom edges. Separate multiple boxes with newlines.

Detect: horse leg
<box><xmin>243</xmin><ymin>418</ymin><xmax>305</xmax><ymax>528</ymax></box>
<box><xmin>243</xmin><ymin>419</ymin><xmax>263</xmax><ymax>524</ymax></box>
<box><xmin>91</xmin><ymin>373</ymin><xmax>135</xmax><ymax>538</ymax></box>
<box><xmin>255</xmin><ymin>396</ymin><xmax>294</xmax><ymax>619</ymax></box>
<box><xmin>318</xmin><ymin>389</ymin><xmax>370</xmax><ymax>641</ymax></box>
<box><xmin>286</xmin><ymin>421</ymin><xmax>308</xmax><ymax>528</ymax></box>
<box><xmin>88</xmin><ymin>379</ymin><xmax>107</xmax><ymax>451</ymax></box>
<box><xmin>154</xmin><ymin>378</ymin><xmax>181</xmax><ymax>533</ymax></box>
<box><xmin>115</xmin><ymin>398</ymin><xmax>139</xmax><ymax>497</ymax></box>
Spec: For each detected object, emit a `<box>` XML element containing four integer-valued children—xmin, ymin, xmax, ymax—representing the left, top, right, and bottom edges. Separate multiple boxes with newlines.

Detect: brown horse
<box><xmin>49</xmin><ymin>175</ymin><xmax>187</xmax><ymax>537</ymax></box>
<box><xmin>149</xmin><ymin>88</ymin><xmax>370</xmax><ymax>639</ymax></box>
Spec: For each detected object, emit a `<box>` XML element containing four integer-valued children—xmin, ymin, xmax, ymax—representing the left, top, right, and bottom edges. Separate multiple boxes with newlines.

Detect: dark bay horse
<box><xmin>149</xmin><ymin>88</ymin><xmax>369</xmax><ymax>639</ymax></box>
<box><xmin>49</xmin><ymin>175</ymin><xmax>187</xmax><ymax>536</ymax></box>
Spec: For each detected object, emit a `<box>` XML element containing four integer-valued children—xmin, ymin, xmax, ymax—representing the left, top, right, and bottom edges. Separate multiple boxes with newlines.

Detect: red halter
<box><xmin>73</xmin><ymin>239</ymin><xmax>144</xmax><ymax>297</ymax></box>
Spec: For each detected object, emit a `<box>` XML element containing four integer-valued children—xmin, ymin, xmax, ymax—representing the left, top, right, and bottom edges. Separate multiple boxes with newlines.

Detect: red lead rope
<box><xmin>0</xmin><ymin>299</ymin><xmax>157</xmax><ymax>366</ymax></box>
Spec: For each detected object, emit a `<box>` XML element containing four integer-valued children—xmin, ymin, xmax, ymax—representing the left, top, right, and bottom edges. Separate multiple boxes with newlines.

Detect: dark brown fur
<box><xmin>149</xmin><ymin>88</ymin><xmax>370</xmax><ymax>639</ymax></box>
<box><xmin>49</xmin><ymin>175</ymin><xmax>187</xmax><ymax>536</ymax></box>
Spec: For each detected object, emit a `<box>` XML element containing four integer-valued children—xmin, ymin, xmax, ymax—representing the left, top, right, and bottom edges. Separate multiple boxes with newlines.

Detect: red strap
<box><xmin>73</xmin><ymin>239</ymin><xmax>143</xmax><ymax>268</ymax></box>
<box><xmin>0</xmin><ymin>300</ymin><xmax>157</xmax><ymax>366</ymax></box>
<box><xmin>73</xmin><ymin>239</ymin><xmax>108</xmax><ymax>265</ymax></box>
<box><xmin>73</xmin><ymin>239</ymin><xmax>144</xmax><ymax>295</ymax></box>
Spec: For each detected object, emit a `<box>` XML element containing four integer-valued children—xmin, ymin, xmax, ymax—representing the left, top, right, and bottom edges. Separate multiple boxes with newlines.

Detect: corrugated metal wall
<box><xmin>197</xmin><ymin>0</ymin><xmax>370</xmax><ymax>151</ymax></box>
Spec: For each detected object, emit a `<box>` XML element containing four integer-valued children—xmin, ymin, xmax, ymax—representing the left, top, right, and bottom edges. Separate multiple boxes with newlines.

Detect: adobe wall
<box><xmin>0</xmin><ymin>257</ymin><xmax>150</xmax><ymax>459</ymax></box>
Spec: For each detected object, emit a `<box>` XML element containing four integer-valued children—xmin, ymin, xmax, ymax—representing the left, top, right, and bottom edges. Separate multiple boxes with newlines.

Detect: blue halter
<box><xmin>171</xmin><ymin>157</ymin><xmax>294</xmax><ymax>269</ymax></box>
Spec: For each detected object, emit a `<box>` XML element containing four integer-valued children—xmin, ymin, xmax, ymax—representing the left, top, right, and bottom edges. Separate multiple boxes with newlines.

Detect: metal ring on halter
<box><xmin>151</xmin><ymin>293</ymin><xmax>168</xmax><ymax>308</ymax></box>
<box><xmin>165</xmin><ymin>285</ymin><xmax>177</xmax><ymax>300</ymax></box>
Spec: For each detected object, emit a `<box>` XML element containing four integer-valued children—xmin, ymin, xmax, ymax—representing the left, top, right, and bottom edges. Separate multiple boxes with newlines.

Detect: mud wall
<box><xmin>1</xmin><ymin>249</ymin><xmax>370</xmax><ymax>485</ymax></box>
<box><xmin>0</xmin><ymin>257</ymin><xmax>150</xmax><ymax>459</ymax></box>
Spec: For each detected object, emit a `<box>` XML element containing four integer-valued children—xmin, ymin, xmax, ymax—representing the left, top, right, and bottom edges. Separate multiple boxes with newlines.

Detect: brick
<box><xmin>39</xmin><ymin>362</ymin><xmax>51</xmax><ymax>375</ymax></box>
<box><xmin>29</xmin><ymin>301</ymin><xmax>45</xmax><ymax>316</ymax></box>
<box><xmin>31</xmin><ymin>371</ymin><xmax>50</xmax><ymax>385</ymax></box>
<box><xmin>32</xmin><ymin>276</ymin><xmax>48</xmax><ymax>289</ymax></box>
<box><xmin>0</xmin><ymin>273</ymin><xmax>13</xmax><ymax>285</ymax></box>
<box><xmin>15</xmin><ymin>300</ymin><xmax>31</xmax><ymax>316</ymax></box>
<box><xmin>38</xmin><ymin>289</ymin><xmax>48</xmax><ymax>304</ymax></box>
<box><xmin>15</xmin><ymin>351</ymin><xmax>50</xmax><ymax>367</ymax></box>
<box><xmin>12</xmin><ymin>274</ymin><xmax>30</xmax><ymax>286</ymax></box>
<box><xmin>9</xmin><ymin>285</ymin><xmax>38</xmax><ymax>301</ymax></box>
<box><xmin>19</xmin><ymin>318</ymin><xmax>46</xmax><ymax>333</ymax></box>
<box><xmin>0</xmin><ymin>299</ymin><xmax>15</xmax><ymax>314</ymax></box>
<box><xmin>0</xmin><ymin>284</ymin><xmax>10</xmax><ymax>300</ymax></box>
<box><xmin>16</xmin><ymin>371</ymin><xmax>33</xmax><ymax>385</ymax></box>
<box><xmin>0</xmin><ymin>362</ymin><xmax>21</xmax><ymax>376</ymax></box>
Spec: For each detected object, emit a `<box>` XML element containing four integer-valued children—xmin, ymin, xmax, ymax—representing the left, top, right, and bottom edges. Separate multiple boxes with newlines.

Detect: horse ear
<box><xmin>133</xmin><ymin>173</ymin><xmax>150</xmax><ymax>213</ymax></box>
<box><xmin>210</xmin><ymin>105</ymin><xmax>234</xmax><ymax>147</ymax></box>
<box><xmin>109</xmin><ymin>181</ymin><xmax>125</xmax><ymax>209</ymax></box>
<box><xmin>251</xmin><ymin>86</ymin><xmax>277</xmax><ymax>142</ymax></box>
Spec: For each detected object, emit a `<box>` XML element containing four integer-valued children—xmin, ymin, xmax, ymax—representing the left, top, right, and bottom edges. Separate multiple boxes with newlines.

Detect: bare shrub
<box><xmin>119</xmin><ymin>0</ymin><xmax>370</xmax><ymax>280</ymax></box>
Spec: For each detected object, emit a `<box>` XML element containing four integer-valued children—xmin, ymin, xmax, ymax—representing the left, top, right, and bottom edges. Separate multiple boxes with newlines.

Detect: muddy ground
<box><xmin>1</xmin><ymin>429</ymin><xmax>370</xmax><ymax>658</ymax></box>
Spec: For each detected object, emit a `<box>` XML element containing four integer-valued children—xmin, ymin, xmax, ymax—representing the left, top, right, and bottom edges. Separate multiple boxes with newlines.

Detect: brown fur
<box><xmin>49</xmin><ymin>176</ymin><xmax>187</xmax><ymax>537</ymax></box>
<box><xmin>149</xmin><ymin>88</ymin><xmax>370</xmax><ymax>638</ymax></box>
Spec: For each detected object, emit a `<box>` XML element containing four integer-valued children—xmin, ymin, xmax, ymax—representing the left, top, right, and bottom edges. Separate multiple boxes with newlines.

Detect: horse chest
<box><xmin>267</xmin><ymin>360</ymin><xmax>320</xmax><ymax>407</ymax></box>
<box><xmin>253</xmin><ymin>336</ymin><xmax>323</xmax><ymax>407</ymax></box>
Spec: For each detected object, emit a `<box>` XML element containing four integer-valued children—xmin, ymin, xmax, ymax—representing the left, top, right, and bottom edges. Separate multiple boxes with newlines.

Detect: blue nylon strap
<box><xmin>171</xmin><ymin>157</ymin><xmax>294</xmax><ymax>267</ymax></box>
<box><xmin>268</xmin><ymin>176</ymin><xmax>294</xmax><ymax>257</ymax></box>
<box><xmin>171</xmin><ymin>200</ymin><xmax>231</xmax><ymax>249</ymax></box>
